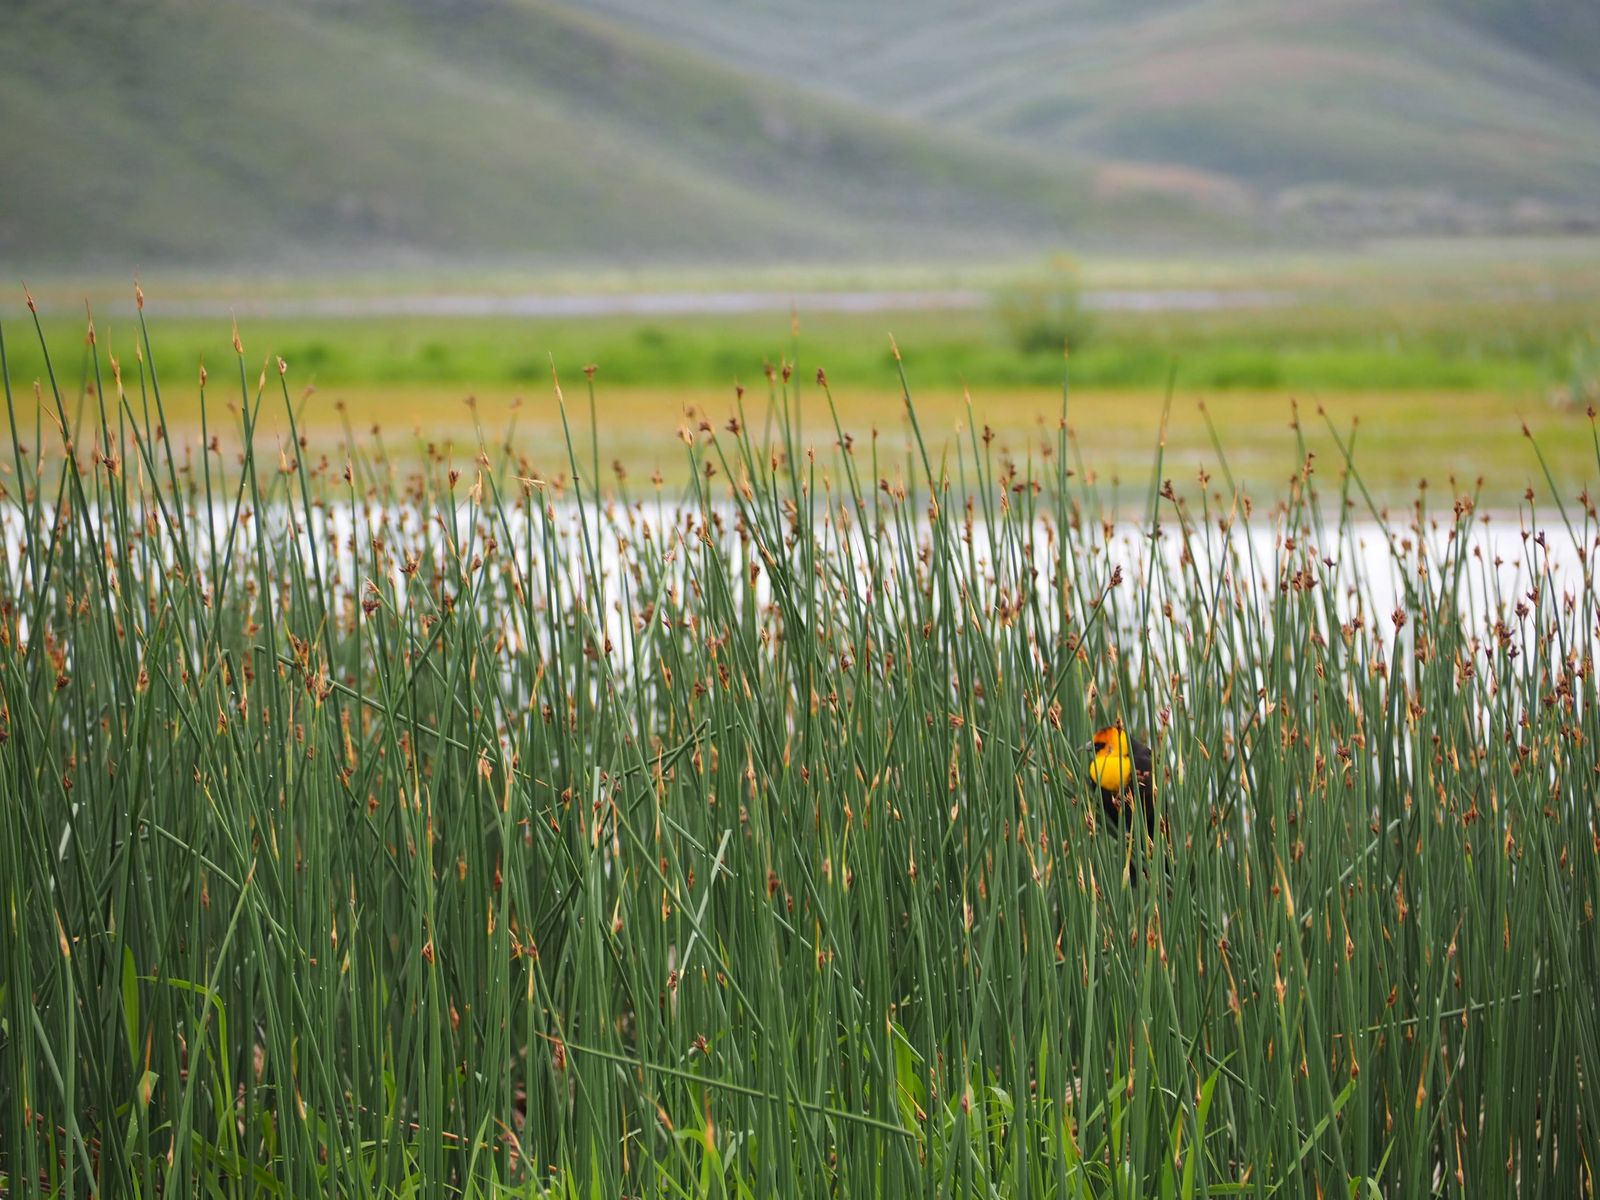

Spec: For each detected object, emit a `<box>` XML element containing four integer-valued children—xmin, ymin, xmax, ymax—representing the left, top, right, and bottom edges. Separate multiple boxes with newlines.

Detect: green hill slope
<box><xmin>0</xmin><ymin>0</ymin><xmax>1147</xmax><ymax>268</ymax></box>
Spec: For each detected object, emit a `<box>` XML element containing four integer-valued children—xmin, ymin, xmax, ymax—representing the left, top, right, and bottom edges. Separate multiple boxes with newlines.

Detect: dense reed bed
<box><xmin>1</xmin><ymin>299</ymin><xmax>1597</xmax><ymax>1197</ymax></box>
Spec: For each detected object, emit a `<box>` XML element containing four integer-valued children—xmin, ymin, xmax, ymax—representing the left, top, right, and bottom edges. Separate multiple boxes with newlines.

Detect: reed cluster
<box><xmin>1</xmin><ymin>299</ymin><xmax>1596</xmax><ymax>1196</ymax></box>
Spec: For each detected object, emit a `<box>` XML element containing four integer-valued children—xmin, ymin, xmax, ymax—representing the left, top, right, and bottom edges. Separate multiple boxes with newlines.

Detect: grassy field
<box><xmin>1</xmin><ymin>306</ymin><xmax>1596</xmax><ymax>1195</ymax></box>
<box><xmin>11</xmin><ymin>298</ymin><xmax>1595</xmax><ymax>393</ymax></box>
<box><xmin>6</xmin><ymin>265</ymin><xmax>1596</xmax><ymax>506</ymax></box>
<box><xmin>64</xmin><ymin>379</ymin><xmax>1575</xmax><ymax>515</ymax></box>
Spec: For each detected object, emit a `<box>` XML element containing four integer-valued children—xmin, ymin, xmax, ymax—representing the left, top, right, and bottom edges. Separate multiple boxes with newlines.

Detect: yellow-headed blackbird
<box><xmin>1087</xmin><ymin>725</ymin><xmax>1154</xmax><ymax>839</ymax></box>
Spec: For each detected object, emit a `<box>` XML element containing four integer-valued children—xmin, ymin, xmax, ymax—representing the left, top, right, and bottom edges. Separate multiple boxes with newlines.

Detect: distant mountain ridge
<box><xmin>1435</xmin><ymin>0</ymin><xmax>1600</xmax><ymax>84</ymax></box>
<box><xmin>575</xmin><ymin>0</ymin><xmax>1600</xmax><ymax>231</ymax></box>
<box><xmin>2</xmin><ymin>0</ymin><xmax>1597</xmax><ymax>268</ymax></box>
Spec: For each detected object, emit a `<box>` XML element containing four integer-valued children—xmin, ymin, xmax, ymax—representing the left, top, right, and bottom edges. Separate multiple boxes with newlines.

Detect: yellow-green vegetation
<box><xmin>2</xmin><ymin>307</ymin><xmax>1596</xmax><ymax>1196</ymax></box>
<box><xmin>11</xmin><ymin>299</ymin><xmax>1590</xmax><ymax>392</ymax></box>
<box><xmin>7</xmin><ymin>262</ymin><xmax>1596</xmax><ymax>505</ymax></box>
<box><xmin>101</xmin><ymin>380</ymin><xmax>1578</xmax><ymax>512</ymax></box>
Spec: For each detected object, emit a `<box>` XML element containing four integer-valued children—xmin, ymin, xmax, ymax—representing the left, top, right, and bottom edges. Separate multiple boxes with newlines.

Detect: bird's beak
<box><xmin>1080</xmin><ymin>740</ymin><xmax>1097</xmax><ymax>755</ymax></box>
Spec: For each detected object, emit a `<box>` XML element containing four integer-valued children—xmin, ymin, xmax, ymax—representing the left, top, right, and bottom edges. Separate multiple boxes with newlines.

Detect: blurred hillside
<box><xmin>1439</xmin><ymin>0</ymin><xmax>1600</xmax><ymax>84</ymax></box>
<box><xmin>3</xmin><ymin>0</ymin><xmax>1599</xmax><ymax>270</ymax></box>
<box><xmin>587</xmin><ymin>0</ymin><xmax>1600</xmax><ymax>234</ymax></box>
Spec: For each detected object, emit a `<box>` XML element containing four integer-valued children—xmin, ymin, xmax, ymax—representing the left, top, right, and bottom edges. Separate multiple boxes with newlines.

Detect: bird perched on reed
<box><xmin>1087</xmin><ymin>725</ymin><xmax>1154</xmax><ymax>840</ymax></box>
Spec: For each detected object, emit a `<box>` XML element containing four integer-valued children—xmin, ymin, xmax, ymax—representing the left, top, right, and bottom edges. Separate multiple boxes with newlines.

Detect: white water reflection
<box><xmin>5</xmin><ymin>495</ymin><xmax>1589</xmax><ymax>668</ymax></box>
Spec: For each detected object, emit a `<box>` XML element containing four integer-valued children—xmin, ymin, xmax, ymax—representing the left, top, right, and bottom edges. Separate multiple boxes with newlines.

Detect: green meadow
<box><xmin>10</xmin><ymin>294</ymin><xmax>1594</xmax><ymax>393</ymax></box>
<box><xmin>7</xmin><ymin>257</ymin><xmax>1598</xmax><ymax>507</ymax></box>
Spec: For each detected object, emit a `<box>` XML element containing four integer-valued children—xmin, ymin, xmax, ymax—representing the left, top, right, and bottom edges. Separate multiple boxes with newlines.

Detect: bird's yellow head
<box><xmin>1087</xmin><ymin>725</ymin><xmax>1133</xmax><ymax>793</ymax></box>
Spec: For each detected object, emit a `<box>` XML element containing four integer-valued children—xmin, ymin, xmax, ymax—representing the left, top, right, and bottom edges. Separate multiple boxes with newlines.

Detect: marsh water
<box><xmin>140</xmin><ymin>288</ymin><xmax>1294</xmax><ymax>321</ymax></box>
